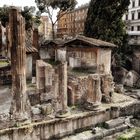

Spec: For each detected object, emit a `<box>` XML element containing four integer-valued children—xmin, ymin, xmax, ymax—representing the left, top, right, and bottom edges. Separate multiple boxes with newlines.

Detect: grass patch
<box><xmin>69</xmin><ymin>66</ymin><xmax>97</xmax><ymax>76</ymax></box>
<box><xmin>0</xmin><ymin>61</ymin><xmax>9</xmax><ymax>67</ymax></box>
<box><xmin>117</xmin><ymin>128</ymin><xmax>140</xmax><ymax>140</ymax></box>
<box><xmin>72</xmin><ymin>66</ymin><xmax>97</xmax><ymax>74</ymax></box>
<box><xmin>45</xmin><ymin>59</ymin><xmax>61</xmax><ymax>66</ymax></box>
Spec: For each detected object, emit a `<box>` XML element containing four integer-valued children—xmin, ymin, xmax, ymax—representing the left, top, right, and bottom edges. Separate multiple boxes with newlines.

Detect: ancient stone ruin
<box><xmin>9</xmin><ymin>7</ymin><xmax>31</xmax><ymax>123</ymax></box>
<box><xmin>0</xmin><ymin>6</ymin><xmax>139</xmax><ymax>140</ymax></box>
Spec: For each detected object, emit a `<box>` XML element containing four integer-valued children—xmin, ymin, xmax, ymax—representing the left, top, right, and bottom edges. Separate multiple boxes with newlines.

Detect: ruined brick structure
<box><xmin>36</xmin><ymin>60</ymin><xmax>68</xmax><ymax>114</ymax></box>
<box><xmin>68</xmin><ymin>73</ymin><xmax>114</xmax><ymax>108</ymax></box>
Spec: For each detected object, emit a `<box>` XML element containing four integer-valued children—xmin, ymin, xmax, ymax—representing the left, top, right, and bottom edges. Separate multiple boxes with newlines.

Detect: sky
<box><xmin>0</xmin><ymin>0</ymin><xmax>90</xmax><ymax>7</ymax></box>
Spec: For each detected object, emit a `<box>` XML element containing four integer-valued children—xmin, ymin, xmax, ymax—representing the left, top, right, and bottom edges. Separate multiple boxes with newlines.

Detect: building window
<box><xmin>139</xmin><ymin>0</ymin><xmax>140</xmax><ymax>6</ymax></box>
<box><xmin>137</xmin><ymin>26</ymin><xmax>140</xmax><ymax>31</ymax></box>
<box><xmin>132</xmin><ymin>1</ymin><xmax>135</xmax><ymax>7</ymax></box>
<box><xmin>131</xmin><ymin>26</ymin><xmax>134</xmax><ymax>31</ymax></box>
<box><xmin>138</xmin><ymin>12</ymin><xmax>140</xmax><ymax>19</ymax></box>
<box><xmin>126</xmin><ymin>14</ymin><xmax>128</xmax><ymax>20</ymax></box>
<box><xmin>132</xmin><ymin>12</ymin><xmax>135</xmax><ymax>20</ymax></box>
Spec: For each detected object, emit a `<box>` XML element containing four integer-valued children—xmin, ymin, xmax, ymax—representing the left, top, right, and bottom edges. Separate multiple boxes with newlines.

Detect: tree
<box><xmin>0</xmin><ymin>6</ymin><xmax>41</xmax><ymax>30</ymax></box>
<box><xmin>35</xmin><ymin>0</ymin><xmax>77</xmax><ymax>39</ymax></box>
<box><xmin>21</xmin><ymin>6</ymin><xmax>41</xmax><ymax>30</ymax></box>
<box><xmin>0</xmin><ymin>5</ymin><xmax>9</xmax><ymax>27</ymax></box>
<box><xmin>84</xmin><ymin>0</ymin><xmax>130</xmax><ymax>67</ymax></box>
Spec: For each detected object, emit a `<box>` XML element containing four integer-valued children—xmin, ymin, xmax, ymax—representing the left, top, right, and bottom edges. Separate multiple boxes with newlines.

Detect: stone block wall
<box><xmin>36</xmin><ymin>60</ymin><xmax>68</xmax><ymax>113</ymax></box>
<box><xmin>68</xmin><ymin>73</ymin><xmax>114</xmax><ymax>106</ymax></box>
<box><xmin>0</xmin><ymin>101</ymin><xmax>139</xmax><ymax>140</ymax></box>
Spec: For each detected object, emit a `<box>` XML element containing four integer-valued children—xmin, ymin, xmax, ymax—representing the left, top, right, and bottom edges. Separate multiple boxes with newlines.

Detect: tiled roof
<box><xmin>25</xmin><ymin>32</ymin><xmax>38</xmax><ymax>53</ymax></box>
<box><xmin>41</xmin><ymin>39</ymin><xmax>65</xmax><ymax>47</ymax></box>
<box><xmin>26</xmin><ymin>46</ymin><xmax>38</xmax><ymax>53</ymax></box>
<box><xmin>64</xmin><ymin>35</ymin><xmax>117</xmax><ymax>48</ymax></box>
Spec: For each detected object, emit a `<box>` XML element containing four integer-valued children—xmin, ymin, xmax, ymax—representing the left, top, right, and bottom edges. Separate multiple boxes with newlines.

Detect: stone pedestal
<box><xmin>84</xmin><ymin>74</ymin><xmax>102</xmax><ymax>111</ymax></box>
<box><xmin>101</xmin><ymin>74</ymin><xmax>114</xmax><ymax>103</ymax></box>
<box><xmin>9</xmin><ymin>7</ymin><xmax>31</xmax><ymax>123</ymax></box>
<box><xmin>56</xmin><ymin>62</ymin><xmax>69</xmax><ymax>117</ymax></box>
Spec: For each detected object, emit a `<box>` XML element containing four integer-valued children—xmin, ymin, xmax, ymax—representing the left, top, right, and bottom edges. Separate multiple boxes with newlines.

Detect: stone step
<box><xmin>104</xmin><ymin>117</ymin><xmax>126</xmax><ymax>129</ymax></box>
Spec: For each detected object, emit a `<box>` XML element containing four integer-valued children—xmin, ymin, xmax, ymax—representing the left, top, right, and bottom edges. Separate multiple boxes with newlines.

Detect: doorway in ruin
<box><xmin>67</xmin><ymin>87</ymin><xmax>73</xmax><ymax>106</ymax></box>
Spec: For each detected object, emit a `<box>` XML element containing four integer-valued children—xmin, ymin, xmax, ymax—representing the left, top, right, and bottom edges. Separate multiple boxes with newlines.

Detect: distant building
<box><xmin>57</xmin><ymin>4</ymin><xmax>89</xmax><ymax>38</ymax></box>
<box><xmin>123</xmin><ymin>0</ymin><xmax>140</xmax><ymax>46</ymax></box>
<box><xmin>38</xmin><ymin>16</ymin><xmax>52</xmax><ymax>39</ymax></box>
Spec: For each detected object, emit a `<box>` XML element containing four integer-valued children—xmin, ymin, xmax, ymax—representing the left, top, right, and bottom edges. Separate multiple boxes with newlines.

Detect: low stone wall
<box><xmin>0</xmin><ymin>101</ymin><xmax>139</xmax><ymax>140</ymax></box>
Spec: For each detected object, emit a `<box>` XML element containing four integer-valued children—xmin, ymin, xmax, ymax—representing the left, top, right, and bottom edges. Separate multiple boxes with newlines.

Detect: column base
<box><xmin>84</xmin><ymin>102</ymin><xmax>101</xmax><ymax>111</ymax></box>
<box><xmin>55</xmin><ymin>110</ymin><xmax>70</xmax><ymax>118</ymax></box>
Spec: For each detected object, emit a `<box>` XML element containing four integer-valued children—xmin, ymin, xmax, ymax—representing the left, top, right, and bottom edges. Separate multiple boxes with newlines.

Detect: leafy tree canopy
<box><xmin>35</xmin><ymin>0</ymin><xmax>77</xmax><ymax>39</ymax></box>
<box><xmin>0</xmin><ymin>5</ymin><xmax>9</xmax><ymax>27</ymax></box>
<box><xmin>35</xmin><ymin>0</ymin><xmax>77</xmax><ymax>13</ymax></box>
<box><xmin>0</xmin><ymin>5</ymin><xmax>41</xmax><ymax>30</ymax></box>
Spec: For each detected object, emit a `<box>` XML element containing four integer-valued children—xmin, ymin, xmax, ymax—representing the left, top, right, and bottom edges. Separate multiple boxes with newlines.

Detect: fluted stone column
<box><xmin>9</xmin><ymin>7</ymin><xmax>31</xmax><ymax>122</ymax></box>
<box><xmin>0</xmin><ymin>23</ymin><xmax>2</xmax><ymax>55</ymax></box>
<box><xmin>101</xmin><ymin>74</ymin><xmax>114</xmax><ymax>103</ymax></box>
<box><xmin>32</xmin><ymin>29</ymin><xmax>39</xmax><ymax>76</ymax></box>
<box><xmin>85</xmin><ymin>74</ymin><xmax>102</xmax><ymax>111</ymax></box>
<box><xmin>56</xmin><ymin>62</ymin><xmax>68</xmax><ymax>117</ymax></box>
<box><xmin>6</xmin><ymin>24</ymin><xmax>11</xmax><ymax>59</ymax></box>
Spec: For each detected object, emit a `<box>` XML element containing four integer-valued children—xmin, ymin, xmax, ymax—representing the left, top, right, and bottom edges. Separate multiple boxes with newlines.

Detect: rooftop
<box><xmin>41</xmin><ymin>39</ymin><xmax>65</xmax><ymax>47</ymax></box>
<box><xmin>25</xmin><ymin>34</ymin><xmax>38</xmax><ymax>53</ymax></box>
<box><xmin>64</xmin><ymin>35</ymin><xmax>117</xmax><ymax>48</ymax></box>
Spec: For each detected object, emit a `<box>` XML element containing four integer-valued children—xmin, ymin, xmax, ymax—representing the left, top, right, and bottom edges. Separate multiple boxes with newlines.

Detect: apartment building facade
<box><xmin>57</xmin><ymin>4</ymin><xmax>89</xmax><ymax>38</ymax></box>
<box><xmin>38</xmin><ymin>16</ymin><xmax>52</xmax><ymax>39</ymax></box>
<box><xmin>123</xmin><ymin>0</ymin><xmax>140</xmax><ymax>45</ymax></box>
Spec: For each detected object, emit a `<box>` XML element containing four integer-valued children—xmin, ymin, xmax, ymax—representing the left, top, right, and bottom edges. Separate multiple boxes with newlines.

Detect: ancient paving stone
<box><xmin>104</xmin><ymin>117</ymin><xmax>125</xmax><ymax>129</ymax></box>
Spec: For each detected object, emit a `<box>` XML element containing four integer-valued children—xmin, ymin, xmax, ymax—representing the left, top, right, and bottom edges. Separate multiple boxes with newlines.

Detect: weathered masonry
<box><xmin>9</xmin><ymin>7</ymin><xmax>31</xmax><ymax>122</ymax></box>
<box><xmin>64</xmin><ymin>35</ymin><xmax>116</xmax><ymax>74</ymax></box>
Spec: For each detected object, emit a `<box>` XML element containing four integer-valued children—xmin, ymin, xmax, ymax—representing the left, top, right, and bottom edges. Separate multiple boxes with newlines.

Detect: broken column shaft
<box><xmin>85</xmin><ymin>74</ymin><xmax>102</xmax><ymax>110</ymax></box>
<box><xmin>56</xmin><ymin>62</ymin><xmax>68</xmax><ymax>114</ymax></box>
<box><xmin>6</xmin><ymin>24</ymin><xmax>11</xmax><ymax>59</ymax></box>
<box><xmin>9</xmin><ymin>7</ymin><xmax>31</xmax><ymax>122</ymax></box>
<box><xmin>32</xmin><ymin>29</ymin><xmax>39</xmax><ymax>76</ymax></box>
<box><xmin>0</xmin><ymin>23</ymin><xmax>2</xmax><ymax>55</ymax></box>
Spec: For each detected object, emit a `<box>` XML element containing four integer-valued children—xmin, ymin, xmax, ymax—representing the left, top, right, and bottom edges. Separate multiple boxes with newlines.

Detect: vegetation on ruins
<box><xmin>117</xmin><ymin>128</ymin><xmax>140</xmax><ymax>140</ymax></box>
<box><xmin>21</xmin><ymin>6</ymin><xmax>41</xmax><ymax>30</ymax></box>
<box><xmin>35</xmin><ymin>0</ymin><xmax>77</xmax><ymax>39</ymax></box>
<box><xmin>0</xmin><ymin>5</ymin><xmax>41</xmax><ymax>30</ymax></box>
<box><xmin>84</xmin><ymin>0</ymin><xmax>131</xmax><ymax>68</ymax></box>
<box><xmin>0</xmin><ymin>5</ymin><xmax>9</xmax><ymax>27</ymax></box>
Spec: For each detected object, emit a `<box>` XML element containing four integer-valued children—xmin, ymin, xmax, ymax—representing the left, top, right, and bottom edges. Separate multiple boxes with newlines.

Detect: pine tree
<box><xmin>84</xmin><ymin>0</ymin><xmax>130</xmax><ymax>47</ymax></box>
